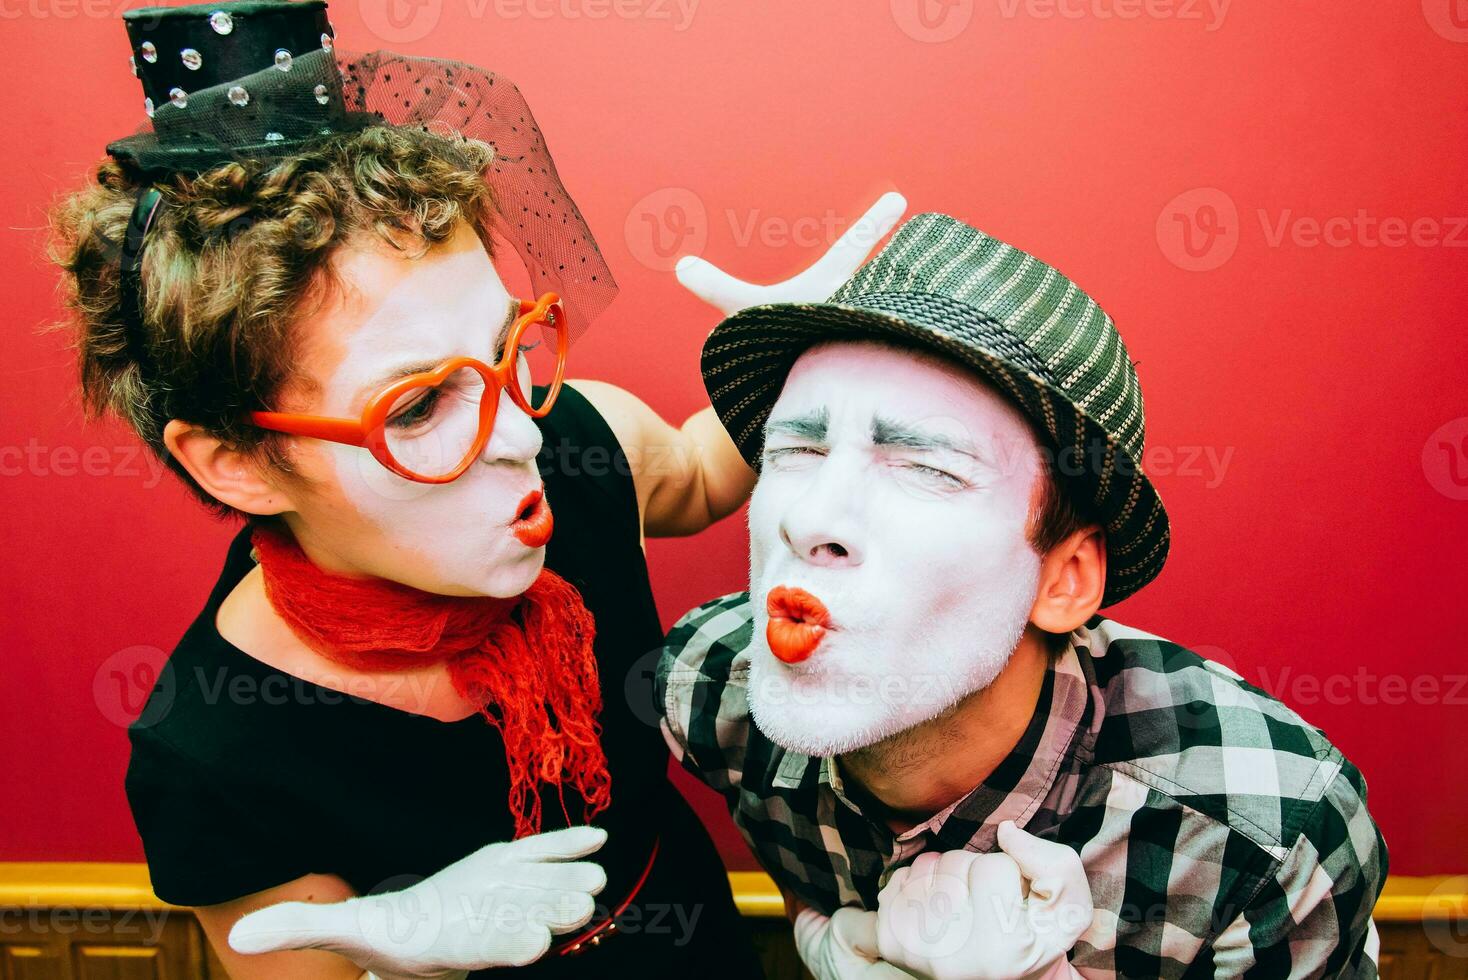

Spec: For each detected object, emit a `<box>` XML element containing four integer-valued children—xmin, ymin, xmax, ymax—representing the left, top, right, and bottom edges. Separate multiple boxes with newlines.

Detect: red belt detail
<box><xmin>554</xmin><ymin>834</ymin><xmax>661</xmax><ymax>957</ymax></box>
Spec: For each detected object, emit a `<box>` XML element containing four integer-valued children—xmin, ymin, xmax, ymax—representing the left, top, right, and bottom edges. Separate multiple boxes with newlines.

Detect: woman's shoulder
<box><xmin>559</xmin><ymin>378</ymin><xmax>646</xmax><ymax>457</ymax></box>
<box><xmin>122</xmin><ymin>530</ymin><xmax>369</xmax><ymax>906</ymax></box>
<box><xmin>126</xmin><ymin>525</ymin><xmax>300</xmax><ymax>763</ymax></box>
<box><xmin>537</xmin><ymin>380</ymin><xmax>643</xmax><ymax>538</ymax></box>
<box><xmin>124</xmin><ymin>689</ymin><xmax>320</xmax><ymax>907</ymax></box>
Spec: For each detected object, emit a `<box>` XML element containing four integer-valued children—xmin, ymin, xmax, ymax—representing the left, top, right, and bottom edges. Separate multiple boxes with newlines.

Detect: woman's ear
<box><xmin>163</xmin><ymin>420</ymin><xmax>293</xmax><ymax>516</ymax></box>
<box><xmin>1029</xmin><ymin>525</ymin><xmax>1107</xmax><ymax>634</ymax></box>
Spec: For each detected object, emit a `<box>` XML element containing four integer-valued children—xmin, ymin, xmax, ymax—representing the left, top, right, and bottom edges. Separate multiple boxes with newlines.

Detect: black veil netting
<box><xmin>107</xmin><ymin>48</ymin><xmax>617</xmax><ymax>341</ymax></box>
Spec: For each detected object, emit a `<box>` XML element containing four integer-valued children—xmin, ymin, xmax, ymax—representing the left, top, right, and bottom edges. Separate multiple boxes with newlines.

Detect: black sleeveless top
<box><xmin>124</xmin><ymin>383</ymin><xmax>762</xmax><ymax>978</ymax></box>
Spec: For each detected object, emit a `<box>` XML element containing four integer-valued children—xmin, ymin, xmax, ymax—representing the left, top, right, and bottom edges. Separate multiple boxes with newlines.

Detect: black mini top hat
<box><xmin>109</xmin><ymin>1</ymin><xmax>360</xmax><ymax>173</ymax></box>
<box><xmin>105</xmin><ymin>0</ymin><xmax>617</xmax><ymax>342</ymax></box>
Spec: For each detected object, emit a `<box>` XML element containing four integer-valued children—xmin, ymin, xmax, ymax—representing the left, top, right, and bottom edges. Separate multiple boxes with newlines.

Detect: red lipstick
<box><xmin>765</xmin><ymin>586</ymin><xmax>832</xmax><ymax>664</ymax></box>
<box><xmin>510</xmin><ymin>488</ymin><xmax>553</xmax><ymax>548</ymax></box>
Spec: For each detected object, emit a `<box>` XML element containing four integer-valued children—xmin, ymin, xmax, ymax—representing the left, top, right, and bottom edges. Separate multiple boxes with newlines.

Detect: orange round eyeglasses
<box><xmin>249</xmin><ymin>293</ymin><xmax>567</xmax><ymax>484</ymax></box>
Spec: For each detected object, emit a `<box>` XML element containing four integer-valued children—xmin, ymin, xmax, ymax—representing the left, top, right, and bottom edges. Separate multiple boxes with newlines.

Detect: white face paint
<box><xmin>745</xmin><ymin>341</ymin><xmax>1045</xmax><ymax>757</ymax></box>
<box><xmin>279</xmin><ymin>223</ymin><xmax>548</xmax><ymax>598</ymax></box>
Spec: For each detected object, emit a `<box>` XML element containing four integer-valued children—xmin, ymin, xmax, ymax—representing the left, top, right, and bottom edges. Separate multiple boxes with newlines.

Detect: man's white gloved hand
<box><xmin>875</xmin><ymin>821</ymin><xmax>1093</xmax><ymax>980</ymax></box>
<box><xmin>794</xmin><ymin>905</ymin><xmax>918</xmax><ymax>980</ymax></box>
<box><xmin>228</xmin><ymin>825</ymin><xmax>608</xmax><ymax>980</ymax></box>
<box><xmin>675</xmin><ymin>191</ymin><xmax>907</xmax><ymax>315</ymax></box>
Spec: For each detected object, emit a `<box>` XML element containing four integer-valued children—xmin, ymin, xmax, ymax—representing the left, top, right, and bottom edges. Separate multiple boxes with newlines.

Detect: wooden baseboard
<box><xmin>1</xmin><ymin>864</ymin><xmax>1464</xmax><ymax>979</ymax></box>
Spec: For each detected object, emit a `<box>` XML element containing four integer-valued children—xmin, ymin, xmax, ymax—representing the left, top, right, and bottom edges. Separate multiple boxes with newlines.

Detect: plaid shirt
<box><xmin>657</xmin><ymin>592</ymin><xmax>1387</xmax><ymax>979</ymax></box>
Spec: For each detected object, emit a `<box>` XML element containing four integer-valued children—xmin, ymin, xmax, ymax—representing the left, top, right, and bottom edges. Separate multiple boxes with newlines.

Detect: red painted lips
<box><xmin>510</xmin><ymin>488</ymin><xmax>553</xmax><ymax>548</ymax></box>
<box><xmin>765</xmin><ymin>586</ymin><xmax>832</xmax><ymax>664</ymax></box>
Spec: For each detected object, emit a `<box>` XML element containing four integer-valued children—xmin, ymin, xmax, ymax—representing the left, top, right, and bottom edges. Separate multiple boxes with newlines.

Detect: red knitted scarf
<box><xmin>250</xmin><ymin>523</ymin><xmax>610</xmax><ymax>838</ymax></box>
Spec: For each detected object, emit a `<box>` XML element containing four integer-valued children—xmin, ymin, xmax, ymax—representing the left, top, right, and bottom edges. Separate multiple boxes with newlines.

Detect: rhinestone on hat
<box><xmin>265</xmin><ymin>131</ymin><xmax>285</xmax><ymax>143</ymax></box>
<box><xmin>274</xmin><ymin>48</ymin><xmax>293</xmax><ymax>71</ymax></box>
<box><xmin>140</xmin><ymin>41</ymin><xmax>157</xmax><ymax>63</ymax></box>
<box><xmin>313</xmin><ymin>83</ymin><xmax>330</xmax><ymax>104</ymax></box>
<box><xmin>209</xmin><ymin>10</ymin><xmax>234</xmax><ymax>34</ymax></box>
<box><xmin>320</xmin><ymin>31</ymin><xmax>334</xmax><ymax>52</ymax></box>
<box><xmin>144</xmin><ymin>97</ymin><xmax>155</xmax><ymax>118</ymax></box>
<box><xmin>181</xmin><ymin>48</ymin><xmax>202</xmax><ymax>70</ymax></box>
<box><xmin>168</xmin><ymin>87</ymin><xmax>188</xmax><ymax>108</ymax></box>
<box><xmin>227</xmin><ymin>85</ymin><xmax>250</xmax><ymax>107</ymax></box>
<box><xmin>129</xmin><ymin>55</ymin><xmax>138</xmax><ymax>76</ymax></box>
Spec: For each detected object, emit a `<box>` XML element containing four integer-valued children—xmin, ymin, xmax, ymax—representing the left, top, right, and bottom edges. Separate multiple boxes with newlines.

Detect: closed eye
<box><xmin>900</xmin><ymin>461</ymin><xmax>966</xmax><ymax>487</ymax></box>
<box><xmin>763</xmin><ymin>445</ymin><xmax>826</xmax><ymax>460</ymax></box>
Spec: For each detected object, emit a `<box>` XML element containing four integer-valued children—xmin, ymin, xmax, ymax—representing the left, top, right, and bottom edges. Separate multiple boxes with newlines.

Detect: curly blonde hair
<box><xmin>50</xmin><ymin>125</ymin><xmax>497</xmax><ymax>514</ymax></box>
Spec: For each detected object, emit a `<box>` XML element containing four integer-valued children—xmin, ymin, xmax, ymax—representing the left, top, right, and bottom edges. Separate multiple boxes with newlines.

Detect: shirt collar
<box><xmin>813</xmin><ymin>630</ymin><xmax>1098</xmax><ymax>850</ymax></box>
<box><xmin>930</xmin><ymin>637</ymin><xmax>1093</xmax><ymax>850</ymax></box>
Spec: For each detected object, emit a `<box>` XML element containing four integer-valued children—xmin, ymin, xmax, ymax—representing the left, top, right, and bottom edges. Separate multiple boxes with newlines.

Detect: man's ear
<box><xmin>1029</xmin><ymin>525</ymin><xmax>1106</xmax><ymax>634</ymax></box>
<box><xmin>163</xmin><ymin>420</ymin><xmax>293</xmax><ymax>516</ymax></box>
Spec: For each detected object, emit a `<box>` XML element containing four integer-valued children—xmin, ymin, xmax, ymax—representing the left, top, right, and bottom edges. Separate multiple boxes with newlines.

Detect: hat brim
<box><xmin>105</xmin><ymin>114</ymin><xmax>373</xmax><ymax>174</ymax></box>
<box><xmin>701</xmin><ymin>295</ymin><xmax>1170</xmax><ymax>606</ymax></box>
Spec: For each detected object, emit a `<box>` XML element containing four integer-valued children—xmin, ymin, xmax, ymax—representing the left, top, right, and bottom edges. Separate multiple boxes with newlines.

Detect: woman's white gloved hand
<box><xmin>675</xmin><ymin>191</ymin><xmax>908</xmax><ymax>315</ymax></box>
<box><xmin>228</xmin><ymin>825</ymin><xmax>608</xmax><ymax>979</ymax></box>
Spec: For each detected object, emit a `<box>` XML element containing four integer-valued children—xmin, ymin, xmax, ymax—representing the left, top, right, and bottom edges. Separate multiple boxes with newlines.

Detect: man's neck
<box><xmin>836</xmin><ymin>625</ymin><xmax>1055</xmax><ymax>833</ymax></box>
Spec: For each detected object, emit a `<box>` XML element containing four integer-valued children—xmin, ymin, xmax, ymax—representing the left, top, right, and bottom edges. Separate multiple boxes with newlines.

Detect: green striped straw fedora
<box><xmin>701</xmin><ymin>212</ymin><xmax>1169</xmax><ymax>606</ymax></box>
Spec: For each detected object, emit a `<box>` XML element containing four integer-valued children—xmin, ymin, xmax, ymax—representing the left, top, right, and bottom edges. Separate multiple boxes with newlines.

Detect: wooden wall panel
<box><xmin>2</xmin><ymin>866</ymin><xmax>1466</xmax><ymax>979</ymax></box>
<box><xmin>0</xmin><ymin>909</ymin><xmax>201</xmax><ymax>980</ymax></box>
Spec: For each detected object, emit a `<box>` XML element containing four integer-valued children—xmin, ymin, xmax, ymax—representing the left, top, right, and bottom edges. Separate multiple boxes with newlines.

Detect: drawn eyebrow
<box><xmin>491</xmin><ymin>299</ymin><xmax>519</xmax><ymax>354</ymax></box>
<box><xmin>870</xmin><ymin>414</ymin><xmax>983</xmax><ymax>460</ymax></box>
<box><xmin>364</xmin><ymin>300</ymin><xmax>517</xmax><ymax>389</ymax></box>
<box><xmin>369</xmin><ymin>358</ymin><xmax>443</xmax><ymax>387</ymax></box>
<box><xmin>764</xmin><ymin>406</ymin><xmax>830</xmax><ymax>443</ymax></box>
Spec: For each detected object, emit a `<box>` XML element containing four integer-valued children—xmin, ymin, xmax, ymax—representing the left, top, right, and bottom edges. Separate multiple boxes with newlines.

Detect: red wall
<box><xmin>3</xmin><ymin>1</ymin><xmax>1465</xmax><ymax>875</ymax></box>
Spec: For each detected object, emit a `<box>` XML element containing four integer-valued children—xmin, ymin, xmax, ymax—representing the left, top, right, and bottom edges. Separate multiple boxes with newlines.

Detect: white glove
<box><xmin>675</xmin><ymin>191</ymin><xmax>908</xmax><ymax>315</ymax></box>
<box><xmin>875</xmin><ymin>821</ymin><xmax>1093</xmax><ymax>980</ymax></box>
<box><xmin>228</xmin><ymin>826</ymin><xmax>609</xmax><ymax>979</ymax></box>
<box><xmin>794</xmin><ymin>905</ymin><xmax>918</xmax><ymax>980</ymax></box>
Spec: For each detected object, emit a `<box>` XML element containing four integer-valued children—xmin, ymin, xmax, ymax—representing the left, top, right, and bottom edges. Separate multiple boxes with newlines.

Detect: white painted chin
<box><xmin>441</xmin><ymin>539</ymin><xmax>545</xmax><ymax>599</ymax></box>
<box><xmin>745</xmin><ymin>641</ymin><xmax>972</xmax><ymax>757</ymax></box>
<box><xmin>489</xmin><ymin>545</ymin><xmax>547</xmax><ymax>595</ymax></box>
